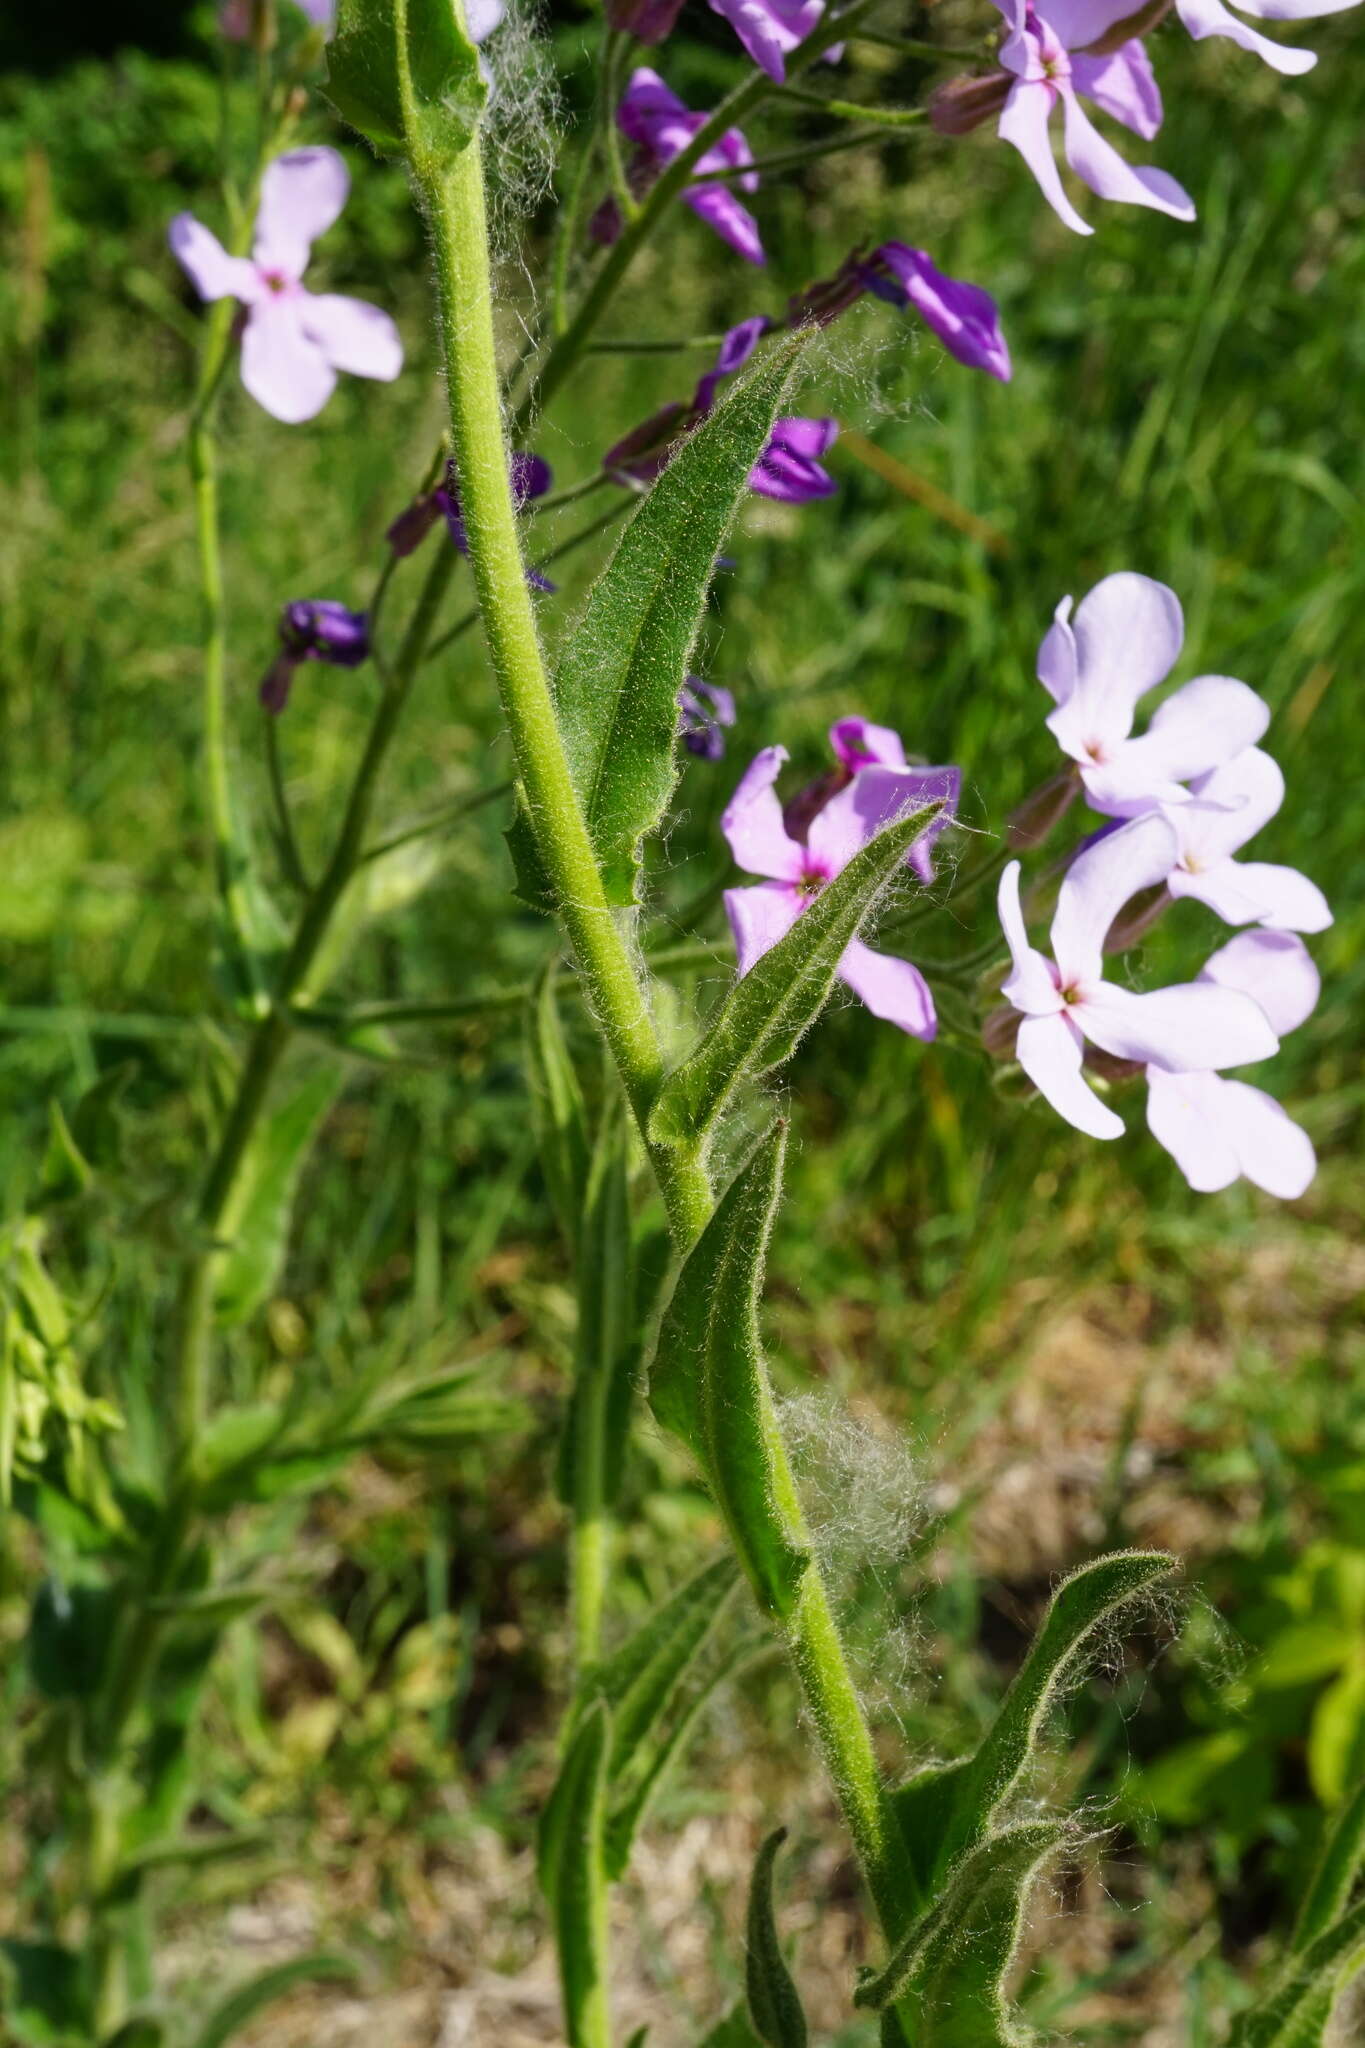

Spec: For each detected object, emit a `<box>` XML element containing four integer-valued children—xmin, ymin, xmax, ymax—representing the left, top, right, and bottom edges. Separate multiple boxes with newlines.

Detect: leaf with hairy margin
<box><xmin>1230</xmin><ymin>1897</ymin><xmax>1365</xmax><ymax>2048</ymax></box>
<box><xmin>1293</xmin><ymin>1778</ymin><xmax>1365</xmax><ymax>1951</ymax></box>
<box><xmin>325</xmin><ymin>0</ymin><xmax>485</xmax><ymax>164</ymax></box>
<box><xmin>745</xmin><ymin>1829</ymin><xmax>807</xmax><ymax>2048</ymax></box>
<box><xmin>537</xmin><ymin>1700</ymin><xmax>612</xmax><ymax>2048</ymax></box>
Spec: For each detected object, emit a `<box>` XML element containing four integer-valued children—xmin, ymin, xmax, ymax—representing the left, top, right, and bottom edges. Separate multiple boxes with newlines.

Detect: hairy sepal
<box><xmin>649</xmin><ymin>1124</ymin><xmax>809</xmax><ymax>1621</ymax></box>
<box><xmin>746</xmin><ymin>1828</ymin><xmax>808</xmax><ymax>2048</ymax></box>
<box><xmin>648</xmin><ymin>802</ymin><xmax>944</xmax><ymax>1157</ymax></box>
<box><xmin>326</xmin><ymin>0</ymin><xmax>485</xmax><ymax>166</ymax></box>
<box><xmin>555</xmin><ymin>341</ymin><xmax>807</xmax><ymax>907</ymax></box>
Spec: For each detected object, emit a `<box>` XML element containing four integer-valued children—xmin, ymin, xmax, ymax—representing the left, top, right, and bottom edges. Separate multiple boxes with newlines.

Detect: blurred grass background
<box><xmin>0</xmin><ymin>2</ymin><xmax>1362</xmax><ymax>2039</ymax></box>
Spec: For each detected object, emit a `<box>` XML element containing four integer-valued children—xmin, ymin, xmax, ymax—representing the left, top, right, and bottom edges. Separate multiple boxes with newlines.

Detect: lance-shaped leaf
<box><xmin>190</xmin><ymin>1954</ymin><xmax>359</xmax><ymax>2048</ymax></box>
<box><xmin>853</xmin><ymin>1818</ymin><xmax>1068</xmax><ymax>2034</ymax></box>
<box><xmin>214</xmin><ymin>1064</ymin><xmax>342</xmax><ymax>1325</ymax></box>
<box><xmin>746</xmin><ymin>1829</ymin><xmax>808</xmax><ymax>2048</ymax></box>
<box><xmin>649</xmin><ymin>799</ymin><xmax>944</xmax><ymax>1155</ymax></box>
<box><xmin>525</xmin><ymin>957</ymin><xmax>590</xmax><ymax>1254</ymax></box>
<box><xmin>891</xmin><ymin>1551</ymin><xmax>1173</xmax><ymax>1909</ymax></box>
<box><xmin>649</xmin><ymin>1125</ymin><xmax>809</xmax><ymax>1621</ymax></box>
<box><xmin>555</xmin><ymin>342</ymin><xmax>806</xmax><ymax>907</ymax></box>
<box><xmin>1230</xmin><ymin>1898</ymin><xmax>1365</xmax><ymax>2048</ymax></box>
<box><xmin>557</xmin><ymin>1101</ymin><xmax>635</xmax><ymax>1509</ymax></box>
<box><xmin>326</xmin><ymin>0</ymin><xmax>485</xmax><ymax>165</ymax></box>
<box><xmin>537</xmin><ymin>1700</ymin><xmax>612</xmax><ymax>2048</ymax></box>
<box><xmin>1294</xmin><ymin>1778</ymin><xmax>1365</xmax><ymax>1952</ymax></box>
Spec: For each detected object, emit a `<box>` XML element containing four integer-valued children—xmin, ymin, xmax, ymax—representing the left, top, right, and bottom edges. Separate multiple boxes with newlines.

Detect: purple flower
<box><xmin>1155</xmin><ymin>747</ymin><xmax>1333</xmax><ymax>932</ymax></box>
<box><xmin>1039</xmin><ymin>573</ymin><xmax>1269</xmax><ymax>817</ymax></box>
<box><xmin>750</xmin><ymin>417</ymin><xmax>839</xmax><ymax>502</ymax></box>
<box><xmin>997</xmin><ymin>813</ymin><xmax>1279</xmax><ymax>1140</ymax></box>
<box><xmin>388</xmin><ymin>453</ymin><xmax>555</xmax><ymax>588</ymax></box>
<box><xmin>169</xmin><ymin>148</ymin><xmax>402</xmax><ymax>423</ymax></box>
<box><xmin>260</xmin><ymin>599</ymin><xmax>369</xmax><ymax>713</ymax></box>
<box><xmin>616</xmin><ymin>69</ymin><xmax>765</xmax><ymax>265</ymax></box>
<box><xmin>705</xmin><ymin>0</ymin><xmax>828</xmax><ymax>80</ymax></box>
<box><xmin>867</xmin><ymin>245</ymin><xmax>1011</xmax><ymax>382</ymax></box>
<box><xmin>1145</xmin><ymin>930</ymin><xmax>1319</xmax><ymax>1196</ymax></box>
<box><xmin>991</xmin><ymin>1</ymin><xmax>1192</xmax><ymax>236</ymax></box>
<box><xmin>607</xmin><ymin>0</ymin><xmax>687</xmax><ymax>39</ymax></box>
<box><xmin>678</xmin><ymin>678</ymin><xmax>738</xmax><ymax>759</ymax></box>
<box><xmin>1056</xmin><ymin>0</ymin><xmax>1351</xmax><ymax>77</ymax></box>
<box><xmin>721</xmin><ymin>742</ymin><xmax>960</xmax><ymax>1039</ymax></box>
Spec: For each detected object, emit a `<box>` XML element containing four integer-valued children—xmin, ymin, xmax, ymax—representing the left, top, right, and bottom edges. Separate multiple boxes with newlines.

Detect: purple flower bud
<box><xmin>437</xmin><ymin>452</ymin><xmax>554</xmax><ymax>575</ymax></box>
<box><xmin>928</xmin><ymin>71</ymin><xmax>1013</xmax><ymax>137</ymax></box>
<box><xmin>262</xmin><ymin>599</ymin><xmax>369</xmax><ymax>713</ymax></box>
<box><xmin>872</xmin><ymin>245</ymin><xmax>1011</xmax><ymax>383</ymax></box>
<box><xmin>981</xmin><ymin>1005</ymin><xmax>1022</xmax><ymax>1060</ymax></box>
<box><xmin>678</xmin><ymin>677</ymin><xmax>738</xmax><ymax>759</ymax></box>
<box><xmin>784</xmin><ymin>252</ymin><xmax>875</xmax><ymax>331</ymax></box>
<box><xmin>782</xmin><ymin>767</ymin><xmax>848</xmax><ymax>843</ymax></box>
<box><xmin>606</xmin><ymin>0</ymin><xmax>686</xmax><ymax>41</ymax></box>
<box><xmin>386</xmin><ymin>491</ymin><xmax>444</xmax><ymax>558</ymax></box>
<box><xmin>749</xmin><ymin>417</ymin><xmax>839</xmax><ymax>502</ymax></box>
<box><xmin>1103</xmin><ymin>883</ymin><xmax>1171</xmax><ymax>954</ymax></box>
<box><xmin>603</xmin><ymin>401</ymin><xmax>693</xmax><ymax>487</ymax></box>
<box><xmin>1006</xmin><ymin>766</ymin><xmax>1082</xmax><ymax>850</ymax></box>
<box><xmin>616</xmin><ymin>70</ymin><xmax>765</xmax><ymax>266</ymax></box>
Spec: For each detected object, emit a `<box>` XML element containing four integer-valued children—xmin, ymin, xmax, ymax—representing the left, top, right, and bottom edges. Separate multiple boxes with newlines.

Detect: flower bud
<box><xmin>1103</xmin><ymin>883</ymin><xmax>1171</xmax><ymax>954</ymax></box>
<box><xmin>606</xmin><ymin>0</ymin><xmax>686</xmax><ymax>41</ymax></box>
<box><xmin>1007</xmin><ymin>766</ymin><xmax>1082</xmax><ymax>850</ymax></box>
<box><xmin>784</xmin><ymin>252</ymin><xmax>874</xmax><ymax>331</ymax></box>
<box><xmin>1083</xmin><ymin>1046</ymin><xmax>1143</xmax><ymax>1085</ymax></box>
<box><xmin>678</xmin><ymin>677</ymin><xmax>737</xmax><ymax>760</ymax></box>
<box><xmin>261</xmin><ymin>600</ymin><xmax>369</xmax><ymax>714</ymax></box>
<box><xmin>929</xmin><ymin>71</ymin><xmax>1012</xmax><ymax>137</ymax></box>
<box><xmin>602</xmin><ymin>402</ymin><xmax>691</xmax><ymax>487</ymax></box>
<box><xmin>386</xmin><ymin>492</ymin><xmax>443</xmax><ymax>558</ymax></box>
<box><xmin>981</xmin><ymin>1006</ymin><xmax>1021</xmax><ymax>1060</ymax></box>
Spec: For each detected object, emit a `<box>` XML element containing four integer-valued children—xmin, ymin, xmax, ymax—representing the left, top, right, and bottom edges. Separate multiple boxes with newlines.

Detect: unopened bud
<box><xmin>783</xmin><ymin>769</ymin><xmax>848</xmax><ymax>846</ymax></box>
<box><xmin>1077</xmin><ymin>0</ymin><xmax>1171</xmax><ymax>55</ymax></box>
<box><xmin>386</xmin><ymin>492</ymin><xmax>442</xmax><ymax>558</ymax></box>
<box><xmin>1084</xmin><ymin>1047</ymin><xmax>1143</xmax><ymax>1085</ymax></box>
<box><xmin>1104</xmin><ymin>883</ymin><xmax>1171</xmax><ymax>954</ymax></box>
<box><xmin>606</xmin><ymin>0</ymin><xmax>686</xmax><ymax>41</ymax></box>
<box><xmin>1007</xmin><ymin>766</ymin><xmax>1082</xmax><ymax>850</ymax></box>
<box><xmin>981</xmin><ymin>1006</ymin><xmax>1020</xmax><ymax>1060</ymax></box>
<box><xmin>785</xmin><ymin>252</ymin><xmax>874</xmax><ymax>331</ymax></box>
<box><xmin>929</xmin><ymin>71</ymin><xmax>1012</xmax><ymax>138</ymax></box>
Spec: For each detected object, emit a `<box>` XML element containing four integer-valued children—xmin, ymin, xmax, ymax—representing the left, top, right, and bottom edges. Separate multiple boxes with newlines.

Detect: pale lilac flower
<box><xmin>992</xmin><ymin>0</ymin><xmax>1192</xmax><ymax>236</ymax></box>
<box><xmin>1038</xmin><ymin>572</ymin><xmax>1269</xmax><ymax>817</ymax></box>
<box><xmin>722</xmin><ymin>745</ymin><xmax>960</xmax><ymax>1038</ymax></box>
<box><xmin>1146</xmin><ymin>930</ymin><xmax>1320</xmax><ymax>1196</ymax></box>
<box><xmin>825</xmin><ymin>718</ymin><xmax>957</xmax><ymax>882</ymax></box>
<box><xmin>866</xmin><ymin>245</ymin><xmax>1012</xmax><ymax>382</ymax></box>
<box><xmin>751</xmin><ymin>418</ymin><xmax>839</xmax><ymax>501</ymax></box>
<box><xmin>169</xmin><ymin>148</ymin><xmax>402</xmax><ymax>423</ymax></box>
<box><xmin>706</xmin><ymin>0</ymin><xmax>827</xmax><ymax>80</ymax></box>
<box><xmin>260</xmin><ymin>599</ymin><xmax>369</xmax><ymax>713</ymax></box>
<box><xmin>679</xmin><ymin>678</ymin><xmax>737</xmax><ymax>759</ymax></box>
<box><xmin>1157</xmin><ymin>746</ymin><xmax>1333</xmax><ymax>932</ymax></box>
<box><xmin>616</xmin><ymin>69</ymin><xmax>765</xmax><ymax>265</ymax></box>
<box><xmin>1044</xmin><ymin>0</ymin><xmax>1356</xmax><ymax>77</ymax></box>
<box><xmin>997</xmin><ymin>813</ymin><xmax>1278</xmax><ymax>1139</ymax></box>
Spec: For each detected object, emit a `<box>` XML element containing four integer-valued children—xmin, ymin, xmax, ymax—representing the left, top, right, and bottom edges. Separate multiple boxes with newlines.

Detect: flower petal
<box><xmin>809</xmin><ymin>764</ymin><xmax>960</xmax><ymax>877</ymax></box>
<box><xmin>254</xmin><ymin>147</ymin><xmax>350</xmax><ymax>278</ymax></box>
<box><xmin>998</xmin><ymin>861</ymin><xmax>1063</xmax><ymax>1015</ymax></box>
<box><xmin>1085</xmin><ymin>676</ymin><xmax>1271</xmax><ymax>815</ymax></box>
<box><xmin>998</xmin><ymin>80</ymin><xmax>1094</xmax><ymax>236</ymax></box>
<box><xmin>1037</xmin><ymin>595</ymin><xmax>1078</xmax><ymax>705</ymax></box>
<box><xmin>1171</xmin><ymin>858</ymin><xmax>1332</xmax><ymax>933</ymax></box>
<box><xmin>837</xmin><ymin>939</ymin><xmax>937</xmax><ymax>1037</ymax></box>
<box><xmin>300</xmin><ymin>293</ymin><xmax>403</xmax><ymax>381</ymax></box>
<box><xmin>1218</xmin><ymin>1079</ymin><xmax>1317</xmax><ymax>1197</ymax></box>
<box><xmin>1200</xmin><ymin>928</ymin><xmax>1321</xmax><ymax>1036</ymax></box>
<box><xmin>1030</xmin><ymin>0</ymin><xmax>1137</xmax><ymax>42</ymax></box>
<box><xmin>724</xmin><ymin>881</ymin><xmax>803</xmax><ymax>974</ymax></box>
<box><xmin>683</xmin><ymin>181</ymin><xmax>766</xmax><ymax>265</ymax></box>
<box><xmin>1174</xmin><ymin>0</ymin><xmax>1317</xmax><ymax>72</ymax></box>
<box><xmin>721</xmin><ymin>746</ymin><xmax>805</xmax><ymax>880</ymax></box>
<box><xmin>706</xmin><ymin>0</ymin><xmax>824</xmax><ymax>80</ymax></box>
<box><xmin>1069</xmin><ymin>39</ymin><xmax>1163</xmax><ymax>140</ymax></box>
<box><xmin>1046</xmin><ymin>572</ymin><xmax>1184</xmax><ymax>762</ymax></box>
<box><xmin>1017</xmin><ymin>1012</ymin><xmax>1125</xmax><ymax>1139</ymax></box>
<box><xmin>240</xmin><ymin>299</ymin><xmax>337</xmax><ymax>423</ymax></box>
<box><xmin>1145</xmin><ymin>1068</ymin><xmax>1241</xmax><ymax>1190</ymax></box>
<box><xmin>1079</xmin><ymin>978</ymin><xmax>1278</xmax><ymax>1071</ymax></box>
<box><xmin>829</xmin><ymin>717</ymin><xmax>907</xmax><ymax>771</ymax></box>
<box><xmin>168</xmin><ymin>214</ymin><xmax>260</xmax><ymax>303</ymax></box>
<box><xmin>1059</xmin><ymin>87</ymin><xmax>1195</xmax><ymax>220</ymax></box>
<box><xmin>1176</xmin><ymin>745</ymin><xmax>1284</xmax><ymax>862</ymax></box>
<box><xmin>1051</xmin><ymin>811</ymin><xmax>1176</xmax><ymax>981</ymax></box>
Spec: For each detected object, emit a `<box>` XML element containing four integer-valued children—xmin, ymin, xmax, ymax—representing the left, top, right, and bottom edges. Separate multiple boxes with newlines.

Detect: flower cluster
<box><xmin>995</xmin><ymin>573</ymin><xmax>1331</xmax><ymax>1195</ymax></box>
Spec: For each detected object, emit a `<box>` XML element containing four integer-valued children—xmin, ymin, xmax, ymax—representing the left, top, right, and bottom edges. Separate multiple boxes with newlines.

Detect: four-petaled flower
<box><xmin>997</xmin><ymin>812</ymin><xmax>1279</xmax><ymax>1139</ymax></box>
<box><xmin>722</xmin><ymin>742</ymin><xmax>961</xmax><ymax>1039</ymax></box>
<box><xmin>1156</xmin><ymin>746</ymin><xmax>1333</xmax><ymax>932</ymax></box>
<box><xmin>1039</xmin><ymin>572</ymin><xmax>1269</xmax><ymax>817</ymax></box>
<box><xmin>1054</xmin><ymin>0</ymin><xmax>1360</xmax><ymax>78</ymax></box>
<box><xmin>170</xmin><ymin>148</ymin><xmax>403</xmax><ymax>423</ymax></box>
<box><xmin>615</xmin><ymin>69</ymin><xmax>765</xmax><ymax>265</ymax></box>
<box><xmin>1146</xmin><ymin>930</ymin><xmax>1320</xmax><ymax>1196</ymax></box>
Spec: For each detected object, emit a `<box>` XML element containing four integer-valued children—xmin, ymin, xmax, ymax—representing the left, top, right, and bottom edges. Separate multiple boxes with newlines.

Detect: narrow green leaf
<box><xmin>525</xmin><ymin>955</ymin><xmax>591</xmax><ymax>1251</ymax></box>
<box><xmin>853</xmin><ymin>1819</ymin><xmax>1067</xmax><ymax>2031</ymax></box>
<box><xmin>558</xmin><ymin>1099</ymin><xmax>636</xmax><ymax>1507</ymax></box>
<box><xmin>537</xmin><ymin>1700</ymin><xmax>612</xmax><ymax>2048</ymax></box>
<box><xmin>649</xmin><ymin>799</ymin><xmax>945</xmax><ymax>1154</ymax></box>
<box><xmin>1231</xmin><ymin>1897</ymin><xmax>1365</xmax><ymax>2048</ymax></box>
<box><xmin>214</xmin><ymin>1065</ymin><xmax>341</xmax><ymax>1325</ymax></box>
<box><xmin>586</xmin><ymin>1553</ymin><xmax>740</xmax><ymax>1770</ymax></box>
<box><xmin>892</xmin><ymin>1552</ymin><xmax>1174</xmax><ymax>1902</ymax></box>
<box><xmin>1294</xmin><ymin>1778</ymin><xmax>1365</xmax><ymax>1951</ymax></box>
<box><xmin>190</xmin><ymin>1954</ymin><xmax>359</xmax><ymax>2048</ymax></box>
<box><xmin>649</xmin><ymin>1126</ymin><xmax>809</xmax><ymax>1621</ymax></box>
<box><xmin>115</xmin><ymin>1829</ymin><xmax>268</xmax><ymax>1879</ymax></box>
<box><xmin>325</xmin><ymin>0</ymin><xmax>485</xmax><ymax>164</ymax></box>
<box><xmin>745</xmin><ymin>1829</ymin><xmax>808</xmax><ymax>2048</ymax></box>
<box><xmin>556</xmin><ymin>341</ymin><xmax>807</xmax><ymax>906</ymax></box>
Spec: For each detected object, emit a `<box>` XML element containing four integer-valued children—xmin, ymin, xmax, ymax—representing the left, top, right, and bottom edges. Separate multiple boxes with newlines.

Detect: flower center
<box><xmin>796</xmin><ymin>863</ymin><xmax>829</xmax><ymax>900</ymax></box>
<box><xmin>261</xmin><ymin>269</ymin><xmax>293</xmax><ymax>294</ymax></box>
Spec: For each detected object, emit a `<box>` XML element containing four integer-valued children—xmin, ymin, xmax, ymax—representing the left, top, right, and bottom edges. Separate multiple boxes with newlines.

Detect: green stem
<box><xmin>774</xmin><ymin>83</ymin><xmax>930</xmax><ymax>128</ymax></box>
<box><xmin>692</xmin><ymin>124</ymin><xmax>912</xmax><ymax>183</ymax></box>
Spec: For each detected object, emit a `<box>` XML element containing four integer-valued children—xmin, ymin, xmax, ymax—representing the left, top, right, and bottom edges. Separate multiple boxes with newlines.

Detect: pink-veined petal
<box><xmin>998</xmin><ymin>81</ymin><xmax>1094</xmax><ymax>235</ymax></box>
<box><xmin>1051</xmin><ymin>812</ymin><xmax>1176</xmax><ymax>982</ymax></box>
<box><xmin>724</xmin><ymin>881</ymin><xmax>803</xmax><ymax>974</ymax></box>
<box><xmin>253</xmin><ymin>146</ymin><xmax>350</xmax><ymax>278</ymax></box>
<box><xmin>1070</xmin><ymin>40</ymin><xmax>1162</xmax><ymax>140</ymax></box>
<box><xmin>1037</xmin><ymin>595</ymin><xmax>1078</xmax><ymax>705</ymax></box>
<box><xmin>1145</xmin><ymin>1068</ymin><xmax>1241</xmax><ymax>1190</ymax></box>
<box><xmin>1079</xmin><ymin>977</ymin><xmax>1278</xmax><ymax>1071</ymax></box>
<box><xmin>837</xmin><ymin>939</ymin><xmax>937</xmax><ymax>1038</ymax></box>
<box><xmin>168</xmin><ymin>214</ymin><xmax>260</xmax><ymax>304</ymax></box>
<box><xmin>998</xmin><ymin>862</ymin><xmax>1062</xmax><ymax>1015</ymax></box>
<box><xmin>240</xmin><ymin>299</ymin><xmax>337</xmax><ymax>422</ymax></box>
<box><xmin>1200</xmin><ymin>927</ymin><xmax>1320</xmax><ymax>1036</ymax></box>
<box><xmin>1059</xmin><ymin>87</ymin><xmax>1195</xmax><ymax>220</ymax></box>
<box><xmin>1017</xmin><ymin>1012</ymin><xmax>1125</xmax><ymax>1139</ymax></box>
<box><xmin>300</xmin><ymin>293</ymin><xmax>403</xmax><ymax>381</ymax></box>
<box><xmin>1171</xmin><ymin>858</ymin><xmax>1332</xmax><ymax>933</ymax></box>
<box><xmin>1047</xmin><ymin>572</ymin><xmax>1185</xmax><ymax>762</ymax></box>
<box><xmin>1174</xmin><ymin>0</ymin><xmax>1317</xmax><ymax>71</ymax></box>
<box><xmin>722</xmin><ymin>746</ymin><xmax>805</xmax><ymax>881</ymax></box>
<box><xmin>829</xmin><ymin>717</ymin><xmax>907</xmax><ymax>770</ymax></box>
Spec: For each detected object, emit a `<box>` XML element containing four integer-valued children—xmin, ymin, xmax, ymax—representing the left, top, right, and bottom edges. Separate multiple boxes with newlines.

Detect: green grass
<box><xmin>0</xmin><ymin>9</ymin><xmax>1363</xmax><ymax>2040</ymax></box>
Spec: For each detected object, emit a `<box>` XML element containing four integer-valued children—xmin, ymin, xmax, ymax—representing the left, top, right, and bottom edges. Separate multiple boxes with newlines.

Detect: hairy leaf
<box><xmin>1294</xmin><ymin>1778</ymin><xmax>1365</xmax><ymax>1951</ymax></box>
<box><xmin>525</xmin><ymin>957</ymin><xmax>590</xmax><ymax>1254</ymax></box>
<box><xmin>190</xmin><ymin>1955</ymin><xmax>358</xmax><ymax>2048</ymax></box>
<box><xmin>584</xmin><ymin>1553</ymin><xmax>739</xmax><ymax>1771</ymax></box>
<box><xmin>538</xmin><ymin>1699</ymin><xmax>612</xmax><ymax>2048</ymax></box>
<box><xmin>746</xmin><ymin>1829</ymin><xmax>807</xmax><ymax>2048</ymax></box>
<box><xmin>326</xmin><ymin>0</ymin><xmax>485</xmax><ymax>164</ymax></box>
<box><xmin>1230</xmin><ymin>1898</ymin><xmax>1365</xmax><ymax>2048</ymax></box>
<box><xmin>214</xmin><ymin>1065</ymin><xmax>341</xmax><ymax>1325</ymax></box>
<box><xmin>649</xmin><ymin>1125</ymin><xmax>809</xmax><ymax>1620</ymax></box>
<box><xmin>649</xmin><ymin>799</ymin><xmax>944</xmax><ymax>1155</ymax></box>
<box><xmin>556</xmin><ymin>342</ymin><xmax>805</xmax><ymax>906</ymax></box>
